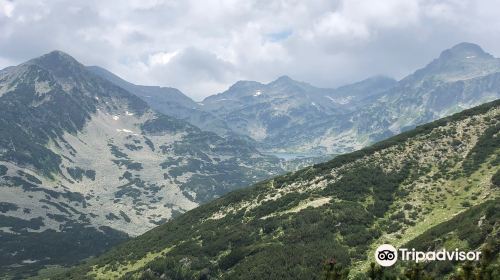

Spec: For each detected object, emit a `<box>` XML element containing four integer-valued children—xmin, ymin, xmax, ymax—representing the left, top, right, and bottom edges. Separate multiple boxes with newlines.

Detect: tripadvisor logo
<box><xmin>375</xmin><ymin>244</ymin><xmax>398</xmax><ymax>267</ymax></box>
<box><xmin>374</xmin><ymin>244</ymin><xmax>481</xmax><ymax>267</ymax></box>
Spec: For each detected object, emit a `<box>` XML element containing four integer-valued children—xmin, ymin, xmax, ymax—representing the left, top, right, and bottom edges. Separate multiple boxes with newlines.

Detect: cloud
<box><xmin>0</xmin><ymin>0</ymin><xmax>14</xmax><ymax>18</ymax></box>
<box><xmin>146</xmin><ymin>48</ymin><xmax>237</xmax><ymax>100</ymax></box>
<box><xmin>1</xmin><ymin>0</ymin><xmax>500</xmax><ymax>100</ymax></box>
<box><xmin>148</xmin><ymin>51</ymin><xmax>180</xmax><ymax>66</ymax></box>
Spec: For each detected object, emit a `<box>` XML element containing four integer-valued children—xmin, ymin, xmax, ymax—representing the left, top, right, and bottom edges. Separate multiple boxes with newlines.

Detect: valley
<box><xmin>49</xmin><ymin>98</ymin><xmax>499</xmax><ymax>280</ymax></box>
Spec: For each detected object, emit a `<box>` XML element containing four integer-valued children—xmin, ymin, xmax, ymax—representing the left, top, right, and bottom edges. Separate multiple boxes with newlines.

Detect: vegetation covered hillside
<box><xmin>52</xmin><ymin>99</ymin><xmax>500</xmax><ymax>279</ymax></box>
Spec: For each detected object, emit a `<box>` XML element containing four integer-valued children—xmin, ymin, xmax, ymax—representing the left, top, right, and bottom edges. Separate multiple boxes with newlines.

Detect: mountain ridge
<box><xmin>91</xmin><ymin>42</ymin><xmax>499</xmax><ymax>158</ymax></box>
<box><xmin>87</xmin><ymin>65</ymin><xmax>237</xmax><ymax>138</ymax></box>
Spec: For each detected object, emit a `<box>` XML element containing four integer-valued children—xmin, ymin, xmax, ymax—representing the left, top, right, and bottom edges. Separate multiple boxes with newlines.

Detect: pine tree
<box><xmin>323</xmin><ymin>258</ymin><xmax>349</xmax><ymax>280</ymax></box>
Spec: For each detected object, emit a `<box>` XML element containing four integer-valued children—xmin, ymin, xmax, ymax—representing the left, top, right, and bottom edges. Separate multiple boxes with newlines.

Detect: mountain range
<box><xmin>0</xmin><ymin>42</ymin><xmax>499</xmax><ymax>278</ymax></box>
<box><xmin>92</xmin><ymin>43</ymin><xmax>500</xmax><ymax>156</ymax></box>
<box><xmin>201</xmin><ymin>42</ymin><xmax>500</xmax><ymax>155</ymax></box>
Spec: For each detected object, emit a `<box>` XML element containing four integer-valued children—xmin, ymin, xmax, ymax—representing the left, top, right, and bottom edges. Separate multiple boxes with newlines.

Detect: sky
<box><xmin>1</xmin><ymin>0</ymin><xmax>500</xmax><ymax>101</ymax></box>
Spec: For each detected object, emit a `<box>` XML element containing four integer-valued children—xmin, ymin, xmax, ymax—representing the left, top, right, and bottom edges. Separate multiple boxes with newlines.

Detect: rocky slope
<box><xmin>0</xmin><ymin>51</ymin><xmax>285</xmax><ymax>278</ymax></box>
<box><xmin>54</xmin><ymin>99</ymin><xmax>499</xmax><ymax>279</ymax></box>
<box><xmin>87</xmin><ymin>66</ymin><xmax>235</xmax><ymax>138</ymax></box>
<box><xmin>202</xmin><ymin>43</ymin><xmax>500</xmax><ymax>155</ymax></box>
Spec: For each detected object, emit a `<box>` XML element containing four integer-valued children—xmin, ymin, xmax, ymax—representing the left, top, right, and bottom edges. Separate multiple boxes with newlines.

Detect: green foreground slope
<box><xmin>52</xmin><ymin>99</ymin><xmax>500</xmax><ymax>279</ymax></box>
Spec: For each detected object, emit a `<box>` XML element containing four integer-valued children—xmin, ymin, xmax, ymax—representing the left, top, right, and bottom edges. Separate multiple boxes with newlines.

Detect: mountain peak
<box><xmin>229</xmin><ymin>80</ymin><xmax>262</xmax><ymax>90</ymax></box>
<box><xmin>450</xmin><ymin>42</ymin><xmax>484</xmax><ymax>52</ymax></box>
<box><xmin>268</xmin><ymin>75</ymin><xmax>315</xmax><ymax>92</ymax></box>
<box><xmin>30</xmin><ymin>50</ymin><xmax>81</xmax><ymax>67</ymax></box>
<box><xmin>403</xmin><ymin>42</ymin><xmax>500</xmax><ymax>83</ymax></box>
<box><xmin>275</xmin><ymin>75</ymin><xmax>293</xmax><ymax>81</ymax></box>
<box><xmin>269</xmin><ymin>75</ymin><xmax>305</xmax><ymax>87</ymax></box>
<box><xmin>25</xmin><ymin>50</ymin><xmax>90</xmax><ymax>82</ymax></box>
<box><xmin>47</xmin><ymin>50</ymin><xmax>75</xmax><ymax>58</ymax></box>
<box><xmin>271</xmin><ymin>75</ymin><xmax>296</xmax><ymax>85</ymax></box>
<box><xmin>439</xmin><ymin>42</ymin><xmax>492</xmax><ymax>60</ymax></box>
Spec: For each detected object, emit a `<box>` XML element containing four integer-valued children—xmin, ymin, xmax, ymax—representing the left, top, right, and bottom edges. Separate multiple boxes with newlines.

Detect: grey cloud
<box><xmin>147</xmin><ymin>47</ymin><xmax>237</xmax><ymax>100</ymax></box>
<box><xmin>1</xmin><ymin>0</ymin><xmax>500</xmax><ymax>100</ymax></box>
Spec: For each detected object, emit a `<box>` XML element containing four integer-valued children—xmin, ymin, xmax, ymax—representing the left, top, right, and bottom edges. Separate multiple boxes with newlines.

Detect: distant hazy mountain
<box><xmin>201</xmin><ymin>42</ymin><xmax>500</xmax><ymax>155</ymax></box>
<box><xmin>56</xmin><ymin>99</ymin><xmax>499</xmax><ymax>280</ymax></box>
<box><xmin>0</xmin><ymin>51</ymin><xmax>284</xmax><ymax>277</ymax></box>
<box><xmin>88</xmin><ymin>66</ymin><xmax>235</xmax><ymax>137</ymax></box>
<box><xmin>353</xmin><ymin>42</ymin><xmax>500</xmax><ymax>142</ymax></box>
<box><xmin>201</xmin><ymin>75</ymin><xmax>395</xmax><ymax>152</ymax></box>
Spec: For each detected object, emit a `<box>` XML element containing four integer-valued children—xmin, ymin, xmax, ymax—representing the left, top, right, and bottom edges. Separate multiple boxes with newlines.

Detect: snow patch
<box><xmin>253</xmin><ymin>90</ymin><xmax>262</xmax><ymax>97</ymax></box>
<box><xmin>0</xmin><ymin>227</ymin><xmax>16</xmax><ymax>234</ymax></box>
<box><xmin>125</xmin><ymin>111</ymin><xmax>134</xmax><ymax>116</ymax></box>
<box><xmin>466</xmin><ymin>56</ymin><xmax>476</xmax><ymax>59</ymax></box>
<box><xmin>112</xmin><ymin>115</ymin><xmax>120</xmax><ymax>121</ymax></box>
<box><xmin>116</xmin><ymin>129</ymin><xmax>133</xmax><ymax>133</ymax></box>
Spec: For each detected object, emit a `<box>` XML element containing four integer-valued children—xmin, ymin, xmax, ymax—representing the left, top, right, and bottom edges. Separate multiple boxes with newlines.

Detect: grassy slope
<box><xmin>50</xmin><ymin>99</ymin><xmax>499</xmax><ymax>280</ymax></box>
<box><xmin>401</xmin><ymin>198</ymin><xmax>499</xmax><ymax>277</ymax></box>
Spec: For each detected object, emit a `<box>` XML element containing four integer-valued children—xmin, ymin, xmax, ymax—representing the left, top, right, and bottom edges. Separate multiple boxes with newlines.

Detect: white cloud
<box><xmin>341</xmin><ymin>0</ymin><xmax>420</xmax><ymax>28</ymax></box>
<box><xmin>312</xmin><ymin>12</ymin><xmax>370</xmax><ymax>40</ymax></box>
<box><xmin>148</xmin><ymin>51</ymin><xmax>179</xmax><ymax>66</ymax></box>
<box><xmin>0</xmin><ymin>0</ymin><xmax>500</xmax><ymax>100</ymax></box>
<box><xmin>0</xmin><ymin>0</ymin><xmax>14</xmax><ymax>18</ymax></box>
